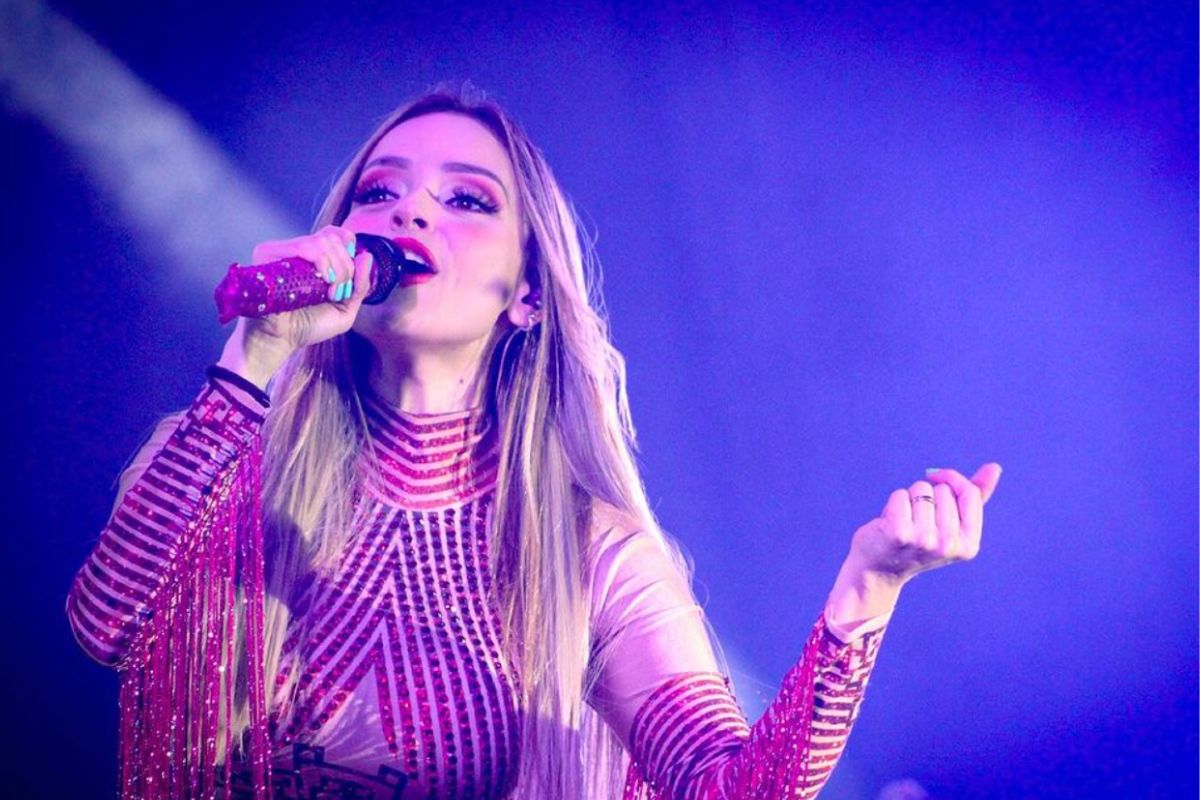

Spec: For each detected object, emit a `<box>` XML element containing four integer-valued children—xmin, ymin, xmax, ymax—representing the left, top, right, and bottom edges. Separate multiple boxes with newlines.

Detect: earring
<box><xmin>520</xmin><ymin>286</ymin><xmax>543</xmax><ymax>332</ymax></box>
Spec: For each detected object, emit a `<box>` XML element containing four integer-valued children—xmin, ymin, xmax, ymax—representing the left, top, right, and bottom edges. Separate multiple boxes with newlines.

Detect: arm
<box><xmin>596</xmin><ymin>463</ymin><xmax>1003</xmax><ymax>799</ymax></box>
<box><xmin>64</xmin><ymin>371</ymin><xmax>269</xmax><ymax>666</ymax></box>
<box><xmin>70</xmin><ymin>232</ymin><xmax>362</xmax><ymax>797</ymax></box>
<box><xmin>621</xmin><ymin>615</ymin><xmax>884</xmax><ymax>800</ymax></box>
<box><xmin>584</xmin><ymin>505</ymin><xmax>888</xmax><ymax>800</ymax></box>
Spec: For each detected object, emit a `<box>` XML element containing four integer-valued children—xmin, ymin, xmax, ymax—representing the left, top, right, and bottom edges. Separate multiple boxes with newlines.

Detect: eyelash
<box><xmin>351</xmin><ymin>181</ymin><xmax>499</xmax><ymax>215</ymax></box>
<box><xmin>351</xmin><ymin>182</ymin><xmax>395</xmax><ymax>205</ymax></box>
<box><xmin>448</xmin><ymin>187</ymin><xmax>500</xmax><ymax>214</ymax></box>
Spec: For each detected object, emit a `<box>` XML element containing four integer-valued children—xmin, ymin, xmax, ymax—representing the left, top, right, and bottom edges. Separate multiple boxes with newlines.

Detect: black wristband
<box><xmin>205</xmin><ymin>364</ymin><xmax>271</xmax><ymax>409</ymax></box>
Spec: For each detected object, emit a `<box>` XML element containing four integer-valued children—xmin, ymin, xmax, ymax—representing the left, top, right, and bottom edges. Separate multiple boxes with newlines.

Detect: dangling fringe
<box><xmin>117</xmin><ymin>440</ymin><xmax>272</xmax><ymax>799</ymax></box>
<box><xmin>749</xmin><ymin>625</ymin><xmax>822</xmax><ymax>794</ymax></box>
<box><xmin>620</xmin><ymin>762</ymin><xmax>653</xmax><ymax>800</ymax></box>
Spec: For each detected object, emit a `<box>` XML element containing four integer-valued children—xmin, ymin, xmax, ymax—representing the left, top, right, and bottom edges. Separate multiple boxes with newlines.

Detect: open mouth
<box><xmin>393</xmin><ymin>238</ymin><xmax>437</xmax><ymax>274</ymax></box>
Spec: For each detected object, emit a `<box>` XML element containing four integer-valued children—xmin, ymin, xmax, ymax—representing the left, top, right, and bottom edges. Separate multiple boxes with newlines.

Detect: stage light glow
<box><xmin>0</xmin><ymin>0</ymin><xmax>299</xmax><ymax>296</ymax></box>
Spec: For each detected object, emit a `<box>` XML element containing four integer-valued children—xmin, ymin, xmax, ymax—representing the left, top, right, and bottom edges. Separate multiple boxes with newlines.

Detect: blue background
<box><xmin>4</xmin><ymin>1</ymin><xmax>1195</xmax><ymax>797</ymax></box>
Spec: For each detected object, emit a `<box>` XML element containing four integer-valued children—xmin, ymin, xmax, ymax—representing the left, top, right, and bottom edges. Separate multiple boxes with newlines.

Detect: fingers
<box><xmin>971</xmin><ymin>462</ymin><xmax>1004</xmax><ymax>503</ymax></box>
<box><xmin>933</xmin><ymin>482</ymin><xmax>960</xmax><ymax>555</ymax></box>
<box><xmin>345</xmin><ymin>250</ymin><xmax>375</xmax><ymax>306</ymax></box>
<box><xmin>907</xmin><ymin>480</ymin><xmax>937</xmax><ymax>550</ymax></box>
<box><xmin>314</xmin><ymin>226</ymin><xmax>357</xmax><ymax>303</ymax></box>
<box><xmin>883</xmin><ymin>488</ymin><xmax>911</xmax><ymax>524</ymax></box>
<box><xmin>926</xmin><ymin>465</ymin><xmax>993</xmax><ymax>558</ymax></box>
<box><xmin>928</xmin><ymin>464</ymin><xmax>1002</xmax><ymax>503</ymax></box>
<box><xmin>865</xmin><ymin>465</ymin><xmax>996</xmax><ymax>583</ymax></box>
<box><xmin>251</xmin><ymin>227</ymin><xmax>357</xmax><ymax>304</ymax></box>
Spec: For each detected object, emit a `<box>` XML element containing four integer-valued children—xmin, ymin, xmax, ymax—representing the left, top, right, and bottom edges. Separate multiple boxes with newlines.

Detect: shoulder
<box><xmin>586</xmin><ymin>498</ymin><xmax>647</xmax><ymax>546</ymax></box>
<box><xmin>583</xmin><ymin>498</ymin><xmax>672</xmax><ymax>569</ymax></box>
<box><xmin>583</xmin><ymin>498</ymin><xmax>693</xmax><ymax>605</ymax></box>
<box><xmin>581</xmin><ymin>499</ymin><xmax>708</xmax><ymax>665</ymax></box>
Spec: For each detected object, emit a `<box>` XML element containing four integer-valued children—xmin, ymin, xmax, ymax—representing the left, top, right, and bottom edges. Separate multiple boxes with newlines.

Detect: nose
<box><xmin>391</xmin><ymin>187</ymin><xmax>435</xmax><ymax>231</ymax></box>
<box><xmin>392</xmin><ymin>210</ymin><xmax>428</xmax><ymax>230</ymax></box>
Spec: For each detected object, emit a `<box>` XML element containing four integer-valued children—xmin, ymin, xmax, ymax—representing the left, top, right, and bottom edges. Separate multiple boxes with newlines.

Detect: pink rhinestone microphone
<box><xmin>214</xmin><ymin>233</ymin><xmax>401</xmax><ymax>324</ymax></box>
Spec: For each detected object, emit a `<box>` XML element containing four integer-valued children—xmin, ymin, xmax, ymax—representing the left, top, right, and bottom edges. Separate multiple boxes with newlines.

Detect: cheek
<box><xmin>340</xmin><ymin>205</ymin><xmax>385</xmax><ymax>230</ymax></box>
<box><xmin>455</xmin><ymin>224</ymin><xmax>523</xmax><ymax>290</ymax></box>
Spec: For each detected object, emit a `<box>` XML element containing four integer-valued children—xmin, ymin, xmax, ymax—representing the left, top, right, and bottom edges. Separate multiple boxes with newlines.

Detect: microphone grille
<box><xmin>356</xmin><ymin>234</ymin><xmax>400</xmax><ymax>305</ymax></box>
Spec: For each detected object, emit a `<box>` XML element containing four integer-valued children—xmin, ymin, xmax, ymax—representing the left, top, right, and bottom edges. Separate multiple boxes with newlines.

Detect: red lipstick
<box><xmin>392</xmin><ymin>238</ymin><xmax>438</xmax><ymax>273</ymax></box>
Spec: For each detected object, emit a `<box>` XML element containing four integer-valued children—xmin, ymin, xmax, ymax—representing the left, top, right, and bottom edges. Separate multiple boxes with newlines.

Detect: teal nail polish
<box><xmin>925</xmin><ymin>467</ymin><xmax>943</xmax><ymax>477</ymax></box>
<box><xmin>347</xmin><ymin>240</ymin><xmax>356</xmax><ymax>258</ymax></box>
<box><xmin>327</xmin><ymin>267</ymin><xmax>336</xmax><ymax>283</ymax></box>
<box><xmin>337</xmin><ymin>281</ymin><xmax>349</xmax><ymax>302</ymax></box>
<box><xmin>346</xmin><ymin>279</ymin><xmax>354</xmax><ymax>297</ymax></box>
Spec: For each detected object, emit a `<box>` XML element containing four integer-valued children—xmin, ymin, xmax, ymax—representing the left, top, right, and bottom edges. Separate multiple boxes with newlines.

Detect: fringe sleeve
<box><xmin>620</xmin><ymin>616</ymin><xmax>885</xmax><ymax>800</ymax></box>
<box><xmin>65</xmin><ymin>376</ymin><xmax>273</xmax><ymax>799</ymax></box>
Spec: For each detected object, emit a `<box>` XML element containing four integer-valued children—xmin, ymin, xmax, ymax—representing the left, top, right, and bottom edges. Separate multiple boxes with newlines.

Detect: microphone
<box><xmin>214</xmin><ymin>233</ymin><xmax>402</xmax><ymax>324</ymax></box>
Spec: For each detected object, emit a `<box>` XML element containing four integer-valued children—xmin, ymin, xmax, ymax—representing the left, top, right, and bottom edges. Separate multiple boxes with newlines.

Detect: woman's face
<box><xmin>344</xmin><ymin>111</ymin><xmax>527</xmax><ymax>350</ymax></box>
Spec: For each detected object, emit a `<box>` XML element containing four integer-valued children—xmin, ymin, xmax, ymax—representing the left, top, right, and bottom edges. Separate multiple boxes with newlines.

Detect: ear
<box><xmin>506</xmin><ymin>274</ymin><xmax>542</xmax><ymax>329</ymax></box>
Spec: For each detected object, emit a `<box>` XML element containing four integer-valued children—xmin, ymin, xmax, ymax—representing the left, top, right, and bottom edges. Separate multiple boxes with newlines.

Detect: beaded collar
<box><xmin>360</xmin><ymin>391</ymin><xmax>499</xmax><ymax>510</ymax></box>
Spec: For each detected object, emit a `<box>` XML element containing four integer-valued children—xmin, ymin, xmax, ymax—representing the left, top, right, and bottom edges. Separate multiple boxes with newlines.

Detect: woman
<box><xmin>67</xmin><ymin>87</ymin><xmax>1002</xmax><ymax>799</ymax></box>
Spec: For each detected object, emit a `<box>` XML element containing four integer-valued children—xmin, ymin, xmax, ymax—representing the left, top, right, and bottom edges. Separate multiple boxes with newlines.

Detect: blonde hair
<box><xmin>232</xmin><ymin>86</ymin><xmax>693</xmax><ymax>797</ymax></box>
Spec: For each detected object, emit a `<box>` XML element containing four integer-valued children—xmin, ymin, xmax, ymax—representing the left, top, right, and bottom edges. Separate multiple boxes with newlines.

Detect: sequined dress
<box><xmin>67</xmin><ymin>373</ymin><xmax>888</xmax><ymax>799</ymax></box>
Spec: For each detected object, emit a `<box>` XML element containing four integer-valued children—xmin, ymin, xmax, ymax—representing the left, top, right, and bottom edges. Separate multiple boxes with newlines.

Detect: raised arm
<box><xmin>589</xmin><ymin>463</ymin><xmax>1002</xmax><ymax>799</ymax></box>
<box><xmin>584</xmin><ymin>504</ymin><xmax>887</xmax><ymax>800</ymax></box>
<box><xmin>66</xmin><ymin>224</ymin><xmax>380</xmax><ymax>665</ymax></box>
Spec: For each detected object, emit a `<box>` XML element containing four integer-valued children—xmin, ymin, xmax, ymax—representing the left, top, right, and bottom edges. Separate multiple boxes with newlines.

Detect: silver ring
<box><xmin>910</xmin><ymin>494</ymin><xmax>935</xmax><ymax>504</ymax></box>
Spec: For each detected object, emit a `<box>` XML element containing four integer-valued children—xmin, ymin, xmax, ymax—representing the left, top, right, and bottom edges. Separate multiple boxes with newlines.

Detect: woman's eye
<box><xmin>446</xmin><ymin>189</ymin><xmax>499</xmax><ymax>214</ymax></box>
<box><xmin>351</xmin><ymin>183</ymin><xmax>397</xmax><ymax>205</ymax></box>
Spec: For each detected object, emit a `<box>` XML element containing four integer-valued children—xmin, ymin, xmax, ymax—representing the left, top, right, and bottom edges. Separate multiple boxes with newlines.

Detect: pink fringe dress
<box><xmin>67</xmin><ymin>372</ymin><xmax>887</xmax><ymax>799</ymax></box>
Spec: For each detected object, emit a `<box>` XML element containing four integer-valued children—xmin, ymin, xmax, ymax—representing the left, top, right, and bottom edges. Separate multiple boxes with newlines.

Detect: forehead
<box><xmin>368</xmin><ymin>112</ymin><xmax>513</xmax><ymax>180</ymax></box>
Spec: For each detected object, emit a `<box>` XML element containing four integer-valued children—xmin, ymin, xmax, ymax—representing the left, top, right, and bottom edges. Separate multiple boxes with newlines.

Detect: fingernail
<box><xmin>346</xmin><ymin>279</ymin><xmax>354</xmax><ymax>297</ymax></box>
<box><xmin>925</xmin><ymin>467</ymin><xmax>942</xmax><ymax>477</ymax></box>
<box><xmin>346</xmin><ymin>240</ymin><xmax>356</xmax><ymax>258</ymax></box>
<box><xmin>338</xmin><ymin>281</ymin><xmax>350</xmax><ymax>301</ymax></box>
<box><xmin>327</xmin><ymin>267</ymin><xmax>337</xmax><ymax>283</ymax></box>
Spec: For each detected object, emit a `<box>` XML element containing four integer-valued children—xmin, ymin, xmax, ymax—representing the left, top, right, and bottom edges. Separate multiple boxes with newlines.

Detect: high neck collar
<box><xmin>360</xmin><ymin>391</ymin><xmax>499</xmax><ymax>510</ymax></box>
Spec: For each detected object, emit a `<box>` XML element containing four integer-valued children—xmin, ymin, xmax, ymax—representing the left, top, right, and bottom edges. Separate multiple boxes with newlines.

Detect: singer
<box><xmin>66</xmin><ymin>86</ymin><xmax>1001</xmax><ymax>799</ymax></box>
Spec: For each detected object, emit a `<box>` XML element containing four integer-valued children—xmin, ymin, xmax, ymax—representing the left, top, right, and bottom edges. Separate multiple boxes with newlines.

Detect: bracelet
<box><xmin>205</xmin><ymin>364</ymin><xmax>271</xmax><ymax>409</ymax></box>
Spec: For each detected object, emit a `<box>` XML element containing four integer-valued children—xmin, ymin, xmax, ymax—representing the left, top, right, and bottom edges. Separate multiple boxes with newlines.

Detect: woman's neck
<box><xmin>367</xmin><ymin>339</ymin><xmax>492</xmax><ymax>414</ymax></box>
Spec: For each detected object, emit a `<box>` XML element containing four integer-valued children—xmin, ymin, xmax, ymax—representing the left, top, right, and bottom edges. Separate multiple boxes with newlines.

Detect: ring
<box><xmin>910</xmin><ymin>494</ymin><xmax>935</xmax><ymax>504</ymax></box>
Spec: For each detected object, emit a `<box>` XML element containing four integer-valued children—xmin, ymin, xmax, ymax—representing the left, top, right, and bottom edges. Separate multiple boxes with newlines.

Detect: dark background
<box><xmin>3</xmin><ymin>0</ymin><xmax>1196</xmax><ymax>797</ymax></box>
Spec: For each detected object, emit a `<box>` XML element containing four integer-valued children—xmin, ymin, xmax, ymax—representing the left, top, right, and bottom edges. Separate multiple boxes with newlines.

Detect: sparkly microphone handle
<box><xmin>214</xmin><ymin>233</ymin><xmax>400</xmax><ymax>324</ymax></box>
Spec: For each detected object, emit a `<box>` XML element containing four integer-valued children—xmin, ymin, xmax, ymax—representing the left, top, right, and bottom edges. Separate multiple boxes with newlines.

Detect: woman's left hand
<box><xmin>847</xmin><ymin>462</ymin><xmax>1003</xmax><ymax>588</ymax></box>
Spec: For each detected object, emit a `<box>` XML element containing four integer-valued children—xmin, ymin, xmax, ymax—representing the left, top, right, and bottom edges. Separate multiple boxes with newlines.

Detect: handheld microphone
<box><xmin>214</xmin><ymin>233</ymin><xmax>402</xmax><ymax>324</ymax></box>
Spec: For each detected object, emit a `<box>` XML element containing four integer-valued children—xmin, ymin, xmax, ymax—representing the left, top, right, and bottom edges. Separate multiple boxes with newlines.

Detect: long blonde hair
<box><xmin>236</xmin><ymin>86</ymin><xmax>690</xmax><ymax>798</ymax></box>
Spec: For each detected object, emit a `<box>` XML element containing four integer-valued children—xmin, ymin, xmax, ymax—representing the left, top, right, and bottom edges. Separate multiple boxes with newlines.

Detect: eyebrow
<box><xmin>361</xmin><ymin>155</ymin><xmax>511</xmax><ymax>201</ymax></box>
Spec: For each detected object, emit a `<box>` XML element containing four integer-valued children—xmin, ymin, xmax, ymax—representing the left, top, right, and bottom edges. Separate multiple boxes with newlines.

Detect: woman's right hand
<box><xmin>217</xmin><ymin>225</ymin><xmax>374</xmax><ymax>389</ymax></box>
